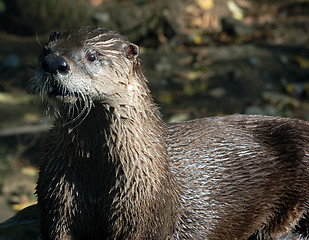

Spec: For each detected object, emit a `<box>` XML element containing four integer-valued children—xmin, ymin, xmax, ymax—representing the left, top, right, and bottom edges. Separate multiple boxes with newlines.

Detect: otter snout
<box><xmin>42</xmin><ymin>55</ymin><xmax>70</xmax><ymax>75</ymax></box>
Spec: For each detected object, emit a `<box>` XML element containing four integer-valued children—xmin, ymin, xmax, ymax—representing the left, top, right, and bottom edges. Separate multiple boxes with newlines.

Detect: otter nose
<box><xmin>42</xmin><ymin>55</ymin><xmax>70</xmax><ymax>75</ymax></box>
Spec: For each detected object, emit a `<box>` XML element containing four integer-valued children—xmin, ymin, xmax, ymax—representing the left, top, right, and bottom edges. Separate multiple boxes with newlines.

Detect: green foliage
<box><xmin>0</xmin><ymin>0</ymin><xmax>5</xmax><ymax>12</ymax></box>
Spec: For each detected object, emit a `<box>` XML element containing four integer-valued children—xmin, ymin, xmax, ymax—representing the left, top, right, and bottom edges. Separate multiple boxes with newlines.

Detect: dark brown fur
<box><xmin>168</xmin><ymin>115</ymin><xmax>309</xmax><ymax>239</ymax></box>
<box><xmin>28</xmin><ymin>27</ymin><xmax>309</xmax><ymax>240</ymax></box>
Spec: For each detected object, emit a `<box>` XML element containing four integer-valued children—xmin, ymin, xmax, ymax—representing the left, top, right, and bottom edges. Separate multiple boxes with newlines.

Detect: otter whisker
<box><xmin>71</xmin><ymin>101</ymin><xmax>93</xmax><ymax>129</ymax></box>
<box><xmin>35</xmin><ymin>32</ymin><xmax>43</xmax><ymax>47</ymax></box>
<box><xmin>67</xmin><ymin>102</ymin><xmax>74</xmax><ymax>118</ymax></box>
<box><xmin>80</xmin><ymin>92</ymin><xmax>89</xmax><ymax>109</ymax></box>
<box><xmin>62</xmin><ymin>93</ymin><xmax>93</xmax><ymax>128</ymax></box>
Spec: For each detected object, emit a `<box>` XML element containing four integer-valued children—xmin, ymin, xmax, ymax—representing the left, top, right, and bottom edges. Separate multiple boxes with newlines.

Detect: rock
<box><xmin>0</xmin><ymin>204</ymin><xmax>40</xmax><ymax>240</ymax></box>
<box><xmin>248</xmin><ymin>57</ymin><xmax>261</xmax><ymax>67</ymax></box>
<box><xmin>0</xmin><ymin>197</ymin><xmax>15</xmax><ymax>223</ymax></box>
<box><xmin>3</xmin><ymin>54</ymin><xmax>20</xmax><ymax>69</ymax></box>
<box><xmin>221</xmin><ymin>16</ymin><xmax>255</xmax><ymax>37</ymax></box>
<box><xmin>93</xmin><ymin>12</ymin><xmax>111</xmax><ymax>24</ymax></box>
<box><xmin>208</xmin><ymin>87</ymin><xmax>226</xmax><ymax>98</ymax></box>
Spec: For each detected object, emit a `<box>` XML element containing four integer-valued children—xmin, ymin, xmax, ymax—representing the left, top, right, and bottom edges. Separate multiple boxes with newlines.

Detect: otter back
<box><xmin>168</xmin><ymin>114</ymin><xmax>309</xmax><ymax>239</ymax></box>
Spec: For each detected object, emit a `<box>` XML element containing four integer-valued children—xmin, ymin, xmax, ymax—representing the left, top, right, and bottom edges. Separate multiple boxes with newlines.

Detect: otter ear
<box><xmin>124</xmin><ymin>43</ymin><xmax>139</xmax><ymax>59</ymax></box>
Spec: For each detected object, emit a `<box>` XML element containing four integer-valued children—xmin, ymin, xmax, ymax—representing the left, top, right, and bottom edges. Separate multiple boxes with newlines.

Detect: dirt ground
<box><xmin>0</xmin><ymin>0</ymin><xmax>309</xmax><ymax>222</ymax></box>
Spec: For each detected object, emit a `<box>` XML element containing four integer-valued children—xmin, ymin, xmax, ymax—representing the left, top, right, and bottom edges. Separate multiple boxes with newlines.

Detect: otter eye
<box><xmin>87</xmin><ymin>53</ymin><xmax>98</xmax><ymax>62</ymax></box>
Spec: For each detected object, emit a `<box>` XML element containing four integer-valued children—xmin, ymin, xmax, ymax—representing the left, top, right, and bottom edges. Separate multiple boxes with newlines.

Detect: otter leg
<box><xmin>40</xmin><ymin>210</ymin><xmax>73</xmax><ymax>240</ymax></box>
<box><xmin>248</xmin><ymin>213</ymin><xmax>309</xmax><ymax>240</ymax></box>
<box><xmin>293</xmin><ymin>212</ymin><xmax>309</xmax><ymax>239</ymax></box>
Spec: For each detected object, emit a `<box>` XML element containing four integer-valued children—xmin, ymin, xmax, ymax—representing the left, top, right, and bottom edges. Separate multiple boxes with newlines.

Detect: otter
<box><xmin>28</xmin><ymin>27</ymin><xmax>309</xmax><ymax>240</ymax></box>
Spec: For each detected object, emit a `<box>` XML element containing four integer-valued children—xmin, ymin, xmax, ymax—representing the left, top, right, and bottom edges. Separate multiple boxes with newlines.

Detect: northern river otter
<box><xmin>28</xmin><ymin>27</ymin><xmax>309</xmax><ymax>240</ymax></box>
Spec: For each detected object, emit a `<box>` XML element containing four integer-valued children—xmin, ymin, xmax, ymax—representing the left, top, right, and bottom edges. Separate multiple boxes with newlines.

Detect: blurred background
<box><xmin>0</xmin><ymin>0</ymin><xmax>309</xmax><ymax>222</ymax></box>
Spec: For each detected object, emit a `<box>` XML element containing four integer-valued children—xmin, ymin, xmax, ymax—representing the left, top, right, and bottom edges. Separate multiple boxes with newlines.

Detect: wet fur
<box><xmin>168</xmin><ymin>115</ymin><xmax>309</xmax><ymax>239</ymax></box>
<box><xmin>29</xmin><ymin>27</ymin><xmax>309</xmax><ymax>239</ymax></box>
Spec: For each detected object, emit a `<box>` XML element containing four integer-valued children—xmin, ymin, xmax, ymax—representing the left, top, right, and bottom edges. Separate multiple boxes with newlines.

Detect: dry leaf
<box><xmin>168</xmin><ymin>113</ymin><xmax>191</xmax><ymax>123</ymax></box>
<box><xmin>12</xmin><ymin>201</ymin><xmax>37</xmax><ymax>212</ymax></box>
<box><xmin>21</xmin><ymin>166</ymin><xmax>39</xmax><ymax>177</ymax></box>
<box><xmin>183</xmin><ymin>84</ymin><xmax>195</xmax><ymax>96</ymax></box>
<box><xmin>295</xmin><ymin>56</ymin><xmax>309</xmax><ymax>69</ymax></box>
<box><xmin>227</xmin><ymin>0</ymin><xmax>244</xmax><ymax>20</ymax></box>
<box><xmin>195</xmin><ymin>0</ymin><xmax>214</xmax><ymax>10</ymax></box>
<box><xmin>157</xmin><ymin>92</ymin><xmax>173</xmax><ymax>105</ymax></box>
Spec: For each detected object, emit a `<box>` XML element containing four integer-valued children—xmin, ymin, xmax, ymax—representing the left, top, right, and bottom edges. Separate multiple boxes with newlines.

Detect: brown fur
<box><xmin>28</xmin><ymin>27</ymin><xmax>309</xmax><ymax>240</ymax></box>
<box><xmin>168</xmin><ymin>115</ymin><xmax>309</xmax><ymax>239</ymax></box>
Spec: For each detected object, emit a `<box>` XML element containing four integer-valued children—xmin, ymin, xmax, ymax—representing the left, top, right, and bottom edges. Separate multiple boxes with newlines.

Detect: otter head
<box><xmin>29</xmin><ymin>27</ymin><xmax>142</xmax><ymax>121</ymax></box>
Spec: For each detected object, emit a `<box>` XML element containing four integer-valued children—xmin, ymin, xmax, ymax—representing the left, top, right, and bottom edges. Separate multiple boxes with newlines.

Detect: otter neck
<box><xmin>53</xmin><ymin>91</ymin><xmax>168</xmax><ymax>174</ymax></box>
<box><xmin>50</xmin><ymin>92</ymin><xmax>176</xmax><ymax>237</ymax></box>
